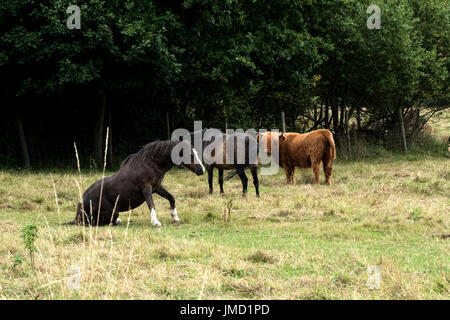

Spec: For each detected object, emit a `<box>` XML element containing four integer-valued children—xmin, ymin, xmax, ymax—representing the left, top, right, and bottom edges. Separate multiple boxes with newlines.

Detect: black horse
<box><xmin>67</xmin><ymin>140</ymin><xmax>205</xmax><ymax>227</ymax></box>
<box><xmin>188</xmin><ymin>129</ymin><xmax>260</xmax><ymax>197</ymax></box>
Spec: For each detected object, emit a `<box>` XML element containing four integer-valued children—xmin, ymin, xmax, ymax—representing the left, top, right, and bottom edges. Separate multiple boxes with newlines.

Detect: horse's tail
<box><xmin>224</xmin><ymin>164</ymin><xmax>251</xmax><ymax>181</ymax></box>
<box><xmin>326</xmin><ymin>130</ymin><xmax>336</xmax><ymax>160</ymax></box>
<box><xmin>224</xmin><ymin>135</ymin><xmax>259</xmax><ymax>182</ymax></box>
<box><xmin>62</xmin><ymin>202</ymin><xmax>82</xmax><ymax>225</ymax></box>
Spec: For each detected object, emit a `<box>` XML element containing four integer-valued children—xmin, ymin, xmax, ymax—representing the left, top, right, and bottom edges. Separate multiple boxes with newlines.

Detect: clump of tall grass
<box><xmin>339</xmin><ymin>131</ymin><xmax>448</xmax><ymax>161</ymax></box>
<box><xmin>408</xmin><ymin>132</ymin><xmax>448</xmax><ymax>157</ymax></box>
<box><xmin>246</xmin><ymin>250</ymin><xmax>276</xmax><ymax>264</ymax></box>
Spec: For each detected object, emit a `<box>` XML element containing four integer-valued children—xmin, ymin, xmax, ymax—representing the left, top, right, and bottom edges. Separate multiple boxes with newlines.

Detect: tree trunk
<box><xmin>319</xmin><ymin>103</ymin><xmax>323</xmax><ymax>124</ymax></box>
<box><xmin>398</xmin><ymin>107</ymin><xmax>407</xmax><ymax>153</ymax></box>
<box><xmin>108</xmin><ymin>113</ymin><xmax>113</xmax><ymax>167</ymax></box>
<box><xmin>281</xmin><ymin>111</ymin><xmax>286</xmax><ymax>132</ymax></box>
<box><xmin>324</xmin><ymin>99</ymin><xmax>330</xmax><ymax>129</ymax></box>
<box><xmin>331</xmin><ymin>95</ymin><xmax>341</xmax><ymax>147</ymax></box>
<box><xmin>92</xmin><ymin>91</ymin><xmax>106</xmax><ymax>166</ymax></box>
<box><xmin>314</xmin><ymin>104</ymin><xmax>317</xmax><ymax>122</ymax></box>
<box><xmin>356</xmin><ymin>106</ymin><xmax>361</xmax><ymax>130</ymax></box>
<box><xmin>339</xmin><ymin>104</ymin><xmax>345</xmax><ymax>130</ymax></box>
<box><xmin>16</xmin><ymin>112</ymin><xmax>31</xmax><ymax>169</ymax></box>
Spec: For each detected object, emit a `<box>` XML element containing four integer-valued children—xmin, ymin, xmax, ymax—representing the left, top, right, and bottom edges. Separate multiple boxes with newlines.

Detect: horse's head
<box><xmin>258</xmin><ymin>132</ymin><xmax>285</xmax><ymax>156</ymax></box>
<box><xmin>175</xmin><ymin>141</ymin><xmax>205</xmax><ymax>176</ymax></box>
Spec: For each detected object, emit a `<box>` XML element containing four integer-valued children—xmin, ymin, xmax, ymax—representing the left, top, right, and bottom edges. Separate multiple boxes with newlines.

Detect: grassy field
<box><xmin>0</xmin><ymin>151</ymin><xmax>448</xmax><ymax>300</ymax></box>
<box><xmin>430</xmin><ymin>109</ymin><xmax>450</xmax><ymax>139</ymax></box>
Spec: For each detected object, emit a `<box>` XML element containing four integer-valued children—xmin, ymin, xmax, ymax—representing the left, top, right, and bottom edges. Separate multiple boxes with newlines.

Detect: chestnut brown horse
<box><xmin>260</xmin><ymin>130</ymin><xmax>336</xmax><ymax>185</ymax></box>
<box><xmin>67</xmin><ymin>140</ymin><xmax>205</xmax><ymax>227</ymax></box>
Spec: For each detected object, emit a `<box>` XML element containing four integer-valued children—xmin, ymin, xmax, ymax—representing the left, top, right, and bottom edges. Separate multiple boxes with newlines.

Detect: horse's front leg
<box><xmin>155</xmin><ymin>185</ymin><xmax>179</xmax><ymax>223</ymax></box>
<box><xmin>142</xmin><ymin>185</ymin><xmax>161</xmax><ymax>227</ymax></box>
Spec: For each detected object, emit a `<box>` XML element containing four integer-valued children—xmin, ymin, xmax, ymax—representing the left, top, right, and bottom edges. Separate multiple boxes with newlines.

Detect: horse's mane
<box><xmin>121</xmin><ymin>140</ymin><xmax>176</xmax><ymax>168</ymax></box>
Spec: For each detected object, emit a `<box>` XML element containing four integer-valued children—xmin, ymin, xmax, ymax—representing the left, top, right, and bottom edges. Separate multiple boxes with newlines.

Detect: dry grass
<box><xmin>0</xmin><ymin>153</ymin><xmax>449</xmax><ymax>299</ymax></box>
<box><xmin>429</xmin><ymin>108</ymin><xmax>450</xmax><ymax>140</ymax></box>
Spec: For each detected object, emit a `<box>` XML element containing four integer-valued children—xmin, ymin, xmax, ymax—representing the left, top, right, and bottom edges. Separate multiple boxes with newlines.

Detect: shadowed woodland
<box><xmin>0</xmin><ymin>0</ymin><xmax>448</xmax><ymax>168</ymax></box>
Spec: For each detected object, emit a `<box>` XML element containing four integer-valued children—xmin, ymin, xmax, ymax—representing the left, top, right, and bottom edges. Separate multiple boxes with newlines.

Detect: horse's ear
<box><xmin>256</xmin><ymin>132</ymin><xmax>260</xmax><ymax>142</ymax></box>
<box><xmin>279</xmin><ymin>132</ymin><xmax>285</xmax><ymax>141</ymax></box>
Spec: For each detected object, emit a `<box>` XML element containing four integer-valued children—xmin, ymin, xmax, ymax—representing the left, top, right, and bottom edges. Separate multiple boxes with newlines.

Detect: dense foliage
<box><xmin>0</xmin><ymin>0</ymin><xmax>448</xmax><ymax>167</ymax></box>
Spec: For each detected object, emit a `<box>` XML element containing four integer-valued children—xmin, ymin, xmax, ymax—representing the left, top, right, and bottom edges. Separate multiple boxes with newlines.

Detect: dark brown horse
<box><xmin>189</xmin><ymin>129</ymin><xmax>260</xmax><ymax>197</ymax></box>
<box><xmin>67</xmin><ymin>140</ymin><xmax>204</xmax><ymax>227</ymax></box>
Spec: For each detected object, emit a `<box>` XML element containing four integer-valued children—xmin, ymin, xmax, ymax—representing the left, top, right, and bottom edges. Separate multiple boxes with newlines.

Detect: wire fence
<box><xmin>281</xmin><ymin>122</ymin><xmax>449</xmax><ymax>160</ymax></box>
<box><xmin>1</xmin><ymin>122</ymin><xmax>448</xmax><ymax>170</ymax></box>
<box><xmin>0</xmin><ymin>128</ymin><xmax>170</xmax><ymax>169</ymax></box>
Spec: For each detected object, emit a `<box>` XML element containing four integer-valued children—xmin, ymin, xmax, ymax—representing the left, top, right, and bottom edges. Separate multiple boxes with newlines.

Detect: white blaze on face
<box><xmin>150</xmin><ymin>208</ymin><xmax>161</xmax><ymax>227</ymax></box>
<box><xmin>192</xmin><ymin>148</ymin><xmax>205</xmax><ymax>173</ymax></box>
<box><xmin>171</xmin><ymin>208</ymin><xmax>180</xmax><ymax>222</ymax></box>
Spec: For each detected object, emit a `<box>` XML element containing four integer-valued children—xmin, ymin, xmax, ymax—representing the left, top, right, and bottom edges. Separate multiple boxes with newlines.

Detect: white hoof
<box><xmin>150</xmin><ymin>208</ymin><xmax>161</xmax><ymax>227</ymax></box>
<box><xmin>115</xmin><ymin>218</ymin><xmax>122</xmax><ymax>225</ymax></box>
<box><xmin>152</xmin><ymin>221</ymin><xmax>162</xmax><ymax>228</ymax></box>
<box><xmin>171</xmin><ymin>208</ymin><xmax>180</xmax><ymax>222</ymax></box>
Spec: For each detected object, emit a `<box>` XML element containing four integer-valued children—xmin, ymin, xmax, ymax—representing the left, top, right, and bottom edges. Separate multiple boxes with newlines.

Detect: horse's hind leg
<box><xmin>106</xmin><ymin>194</ymin><xmax>122</xmax><ymax>225</ymax></box>
<box><xmin>218</xmin><ymin>168</ymin><xmax>224</xmax><ymax>194</ymax></box>
<box><xmin>323</xmin><ymin>158</ymin><xmax>333</xmax><ymax>185</ymax></box>
<box><xmin>156</xmin><ymin>185</ymin><xmax>179</xmax><ymax>223</ymax></box>
<box><xmin>250</xmin><ymin>166</ymin><xmax>259</xmax><ymax>197</ymax></box>
<box><xmin>87</xmin><ymin>195</ymin><xmax>115</xmax><ymax>226</ymax></box>
<box><xmin>100</xmin><ymin>202</ymin><xmax>118</xmax><ymax>226</ymax></box>
<box><xmin>236</xmin><ymin>167</ymin><xmax>248</xmax><ymax>196</ymax></box>
<box><xmin>283</xmin><ymin>167</ymin><xmax>291</xmax><ymax>184</ymax></box>
<box><xmin>90</xmin><ymin>208</ymin><xmax>115</xmax><ymax>226</ymax></box>
<box><xmin>284</xmin><ymin>166</ymin><xmax>295</xmax><ymax>184</ymax></box>
<box><xmin>207</xmin><ymin>165</ymin><xmax>214</xmax><ymax>194</ymax></box>
<box><xmin>289</xmin><ymin>167</ymin><xmax>296</xmax><ymax>184</ymax></box>
<box><xmin>312</xmin><ymin>160</ymin><xmax>320</xmax><ymax>185</ymax></box>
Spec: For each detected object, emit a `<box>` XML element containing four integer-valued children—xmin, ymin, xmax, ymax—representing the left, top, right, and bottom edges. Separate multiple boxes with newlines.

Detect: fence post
<box><xmin>398</xmin><ymin>107</ymin><xmax>407</xmax><ymax>153</ymax></box>
<box><xmin>281</xmin><ymin>111</ymin><xmax>286</xmax><ymax>132</ymax></box>
<box><xmin>166</xmin><ymin>112</ymin><xmax>170</xmax><ymax>140</ymax></box>
<box><xmin>16</xmin><ymin>112</ymin><xmax>31</xmax><ymax>169</ymax></box>
<box><xmin>345</xmin><ymin>108</ymin><xmax>351</xmax><ymax>158</ymax></box>
<box><xmin>108</xmin><ymin>113</ymin><xmax>113</xmax><ymax>166</ymax></box>
<box><xmin>353</xmin><ymin>126</ymin><xmax>358</xmax><ymax>159</ymax></box>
